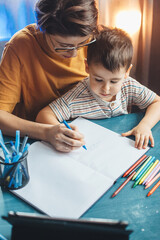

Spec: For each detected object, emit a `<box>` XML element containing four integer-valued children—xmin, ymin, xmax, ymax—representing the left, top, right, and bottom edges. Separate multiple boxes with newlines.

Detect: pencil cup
<box><xmin>0</xmin><ymin>143</ymin><xmax>30</xmax><ymax>190</ymax></box>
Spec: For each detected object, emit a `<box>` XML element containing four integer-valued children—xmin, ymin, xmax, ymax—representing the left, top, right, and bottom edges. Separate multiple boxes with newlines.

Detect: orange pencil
<box><xmin>147</xmin><ymin>180</ymin><xmax>160</xmax><ymax>197</ymax></box>
<box><xmin>112</xmin><ymin>171</ymin><xmax>136</xmax><ymax>198</ymax></box>
<box><xmin>145</xmin><ymin>172</ymin><xmax>160</xmax><ymax>189</ymax></box>
<box><xmin>123</xmin><ymin>155</ymin><xmax>147</xmax><ymax>177</ymax></box>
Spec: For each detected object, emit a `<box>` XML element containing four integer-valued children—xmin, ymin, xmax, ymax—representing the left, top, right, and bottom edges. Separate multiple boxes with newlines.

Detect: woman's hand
<box><xmin>121</xmin><ymin>123</ymin><xmax>154</xmax><ymax>149</ymax></box>
<box><xmin>45</xmin><ymin>123</ymin><xmax>85</xmax><ymax>152</ymax></box>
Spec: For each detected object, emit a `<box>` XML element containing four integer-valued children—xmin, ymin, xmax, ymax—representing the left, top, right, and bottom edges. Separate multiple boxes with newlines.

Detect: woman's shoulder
<box><xmin>3</xmin><ymin>24</ymin><xmax>45</xmax><ymax>61</ymax></box>
<box><xmin>6</xmin><ymin>24</ymin><xmax>41</xmax><ymax>50</ymax></box>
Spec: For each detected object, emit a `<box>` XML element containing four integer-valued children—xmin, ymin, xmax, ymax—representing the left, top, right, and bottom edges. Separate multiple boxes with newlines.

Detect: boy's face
<box><xmin>86</xmin><ymin>62</ymin><xmax>127</xmax><ymax>102</ymax></box>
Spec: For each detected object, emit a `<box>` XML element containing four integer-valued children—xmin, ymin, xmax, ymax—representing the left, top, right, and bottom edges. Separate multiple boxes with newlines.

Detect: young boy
<box><xmin>36</xmin><ymin>26</ymin><xmax>160</xmax><ymax>151</ymax></box>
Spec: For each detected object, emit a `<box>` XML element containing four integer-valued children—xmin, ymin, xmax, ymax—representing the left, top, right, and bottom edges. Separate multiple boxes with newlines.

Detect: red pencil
<box><xmin>112</xmin><ymin>171</ymin><xmax>136</xmax><ymax>198</ymax></box>
<box><xmin>147</xmin><ymin>180</ymin><xmax>160</xmax><ymax>197</ymax></box>
<box><xmin>123</xmin><ymin>155</ymin><xmax>147</xmax><ymax>177</ymax></box>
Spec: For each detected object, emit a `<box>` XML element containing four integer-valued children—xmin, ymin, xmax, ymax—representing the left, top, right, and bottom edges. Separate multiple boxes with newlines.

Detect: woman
<box><xmin>0</xmin><ymin>0</ymin><xmax>98</xmax><ymax>152</ymax></box>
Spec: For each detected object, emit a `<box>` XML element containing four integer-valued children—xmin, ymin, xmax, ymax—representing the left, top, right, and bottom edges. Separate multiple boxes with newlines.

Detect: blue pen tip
<box><xmin>83</xmin><ymin>145</ymin><xmax>87</xmax><ymax>150</ymax></box>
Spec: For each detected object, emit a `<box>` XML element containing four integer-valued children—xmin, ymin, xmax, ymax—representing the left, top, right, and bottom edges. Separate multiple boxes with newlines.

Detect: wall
<box><xmin>0</xmin><ymin>0</ymin><xmax>37</xmax><ymax>41</ymax></box>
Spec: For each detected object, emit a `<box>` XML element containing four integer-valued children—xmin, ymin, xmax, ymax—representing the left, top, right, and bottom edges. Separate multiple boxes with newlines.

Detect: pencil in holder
<box><xmin>0</xmin><ymin>143</ymin><xmax>29</xmax><ymax>190</ymax></box>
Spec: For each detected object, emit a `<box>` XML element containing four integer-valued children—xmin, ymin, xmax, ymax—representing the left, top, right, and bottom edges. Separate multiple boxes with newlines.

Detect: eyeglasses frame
<box><xmin>49</xmin><ymin>35</ymin><xmax>96</xmax><ymax>53</ymax></box>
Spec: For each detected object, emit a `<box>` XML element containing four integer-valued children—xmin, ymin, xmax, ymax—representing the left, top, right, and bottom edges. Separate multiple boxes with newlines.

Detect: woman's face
<box><xmin>46</xmin><ymin>34</ymin><xmax>93</xmax><ymax>59</ymax></box>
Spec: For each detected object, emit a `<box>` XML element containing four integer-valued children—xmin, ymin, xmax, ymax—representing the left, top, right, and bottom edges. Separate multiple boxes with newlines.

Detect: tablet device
<box><xmin>3</xmin><ymin>211</ymin><xmax>132</xmax><ymax>240</ymax></box>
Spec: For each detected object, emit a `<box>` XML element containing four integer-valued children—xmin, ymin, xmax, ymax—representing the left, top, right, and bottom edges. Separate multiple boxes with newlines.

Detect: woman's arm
<box><xmin>0</xmin><ymin>110</ymin><xmax>85</xmax><ymax>152</ymax></box>
<box><xmin>122</xmin><ymin>95</ymin><xmax>160</xmax><ymax>149</ymax></box>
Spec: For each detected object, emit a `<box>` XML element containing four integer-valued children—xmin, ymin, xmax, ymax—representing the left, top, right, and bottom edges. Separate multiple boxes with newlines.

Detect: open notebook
<box><xmin>12</xmin><ymin>117</ymin><xmax>149</xmax><ymax>218</ymax></box>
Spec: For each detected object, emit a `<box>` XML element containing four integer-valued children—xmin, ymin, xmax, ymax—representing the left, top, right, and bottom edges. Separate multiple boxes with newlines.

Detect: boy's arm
<box><xmin>36</xmin><ymin>106</ymin><xmax>59</xmax><ymax>125</ymax></box>
<box><xmin>122</xmin><ymin>95</ymin><xmax>160</xmax><ymax>149</ymax></box>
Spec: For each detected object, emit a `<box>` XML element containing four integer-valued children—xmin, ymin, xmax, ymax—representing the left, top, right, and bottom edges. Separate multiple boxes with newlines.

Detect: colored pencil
<box><xmin>127</xmin><ymin>157</ymin><xmax>149</xmax><ymax>177</ymax></box>
<box><xmin>145</xmin><ymin>172</ymin><xmax>160</xmax><ymax>189</ymax></box>
<box><xmin>144</xmin><ymin>162</ymin><xmax>160</xmax><ymax>186</ymax></box>
<box><xmin>147</xmin><ymin>180</ymin><xmax>160</xmax><ymax>197</ymax></box>
<box><xmin>123</xmin><ymin>154</ymin><xmax>147</xmax><ymax>177</ymax></box>
<box><xmin>112</xmin><ymin>171</ymin><xmax>136</xmax><ymax>198</ymax></box>
<box><xmin>133</xmin><ymin>162</ymin><xmax>154</xmax><ymax>188</ymax></box>
<box><xmin>134</xmin><ymin>156</ymin><xmax>155</xmax><ymax>181</ymax></box>
<box><xmin>132</xmin><ymin>156</ymin><xmax>152</xmax><ymax>180</ymax></box>
<box><xmin>139</xmin><ymin>160</ymin><xmax>159</xmax><ymax>185</ymax></box>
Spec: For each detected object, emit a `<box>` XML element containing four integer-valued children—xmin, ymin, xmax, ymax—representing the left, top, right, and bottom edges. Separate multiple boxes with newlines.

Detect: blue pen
<box><xmin>0</xmin><ymin>233</ymin><xmax>8</xmax><ymax>240</ymax></box>
<box><xmin>3</xmin><ymin>154</ymin><xmax>11</xmax><ymax>177</ymax></box>
<box><xmin>12</xmin><ymin>152</ymin><xmax>22</xmax><ymax>163</ymax></box>
<box><xmin>13</xmin><ymin>152</ymin><xmax>22</xmax><ymax>185</ymax></box>
<box><xmin>4</xmin><ymin>155</ymin><xmax>11</xmax><ymax>164</ymax></box>
<box><xmin>9</xmin><ymin>152</ymin><xmax>22</xmax><ymax>188</ymax></box>
<box><xmin>0</xmin><ymin>140</ymin><xmax>10</xmax><ymax>157</ymax></box>
<box><xmin>135</xmin><ymin>156</ymin><xmax>155</xmax><ymax>181</ymax></box>
<box><xmin>0</xmin><ymin>130</ymin><xmax>5</xmax><ymax>144</ymax></box>
<box><xmin>20</xmin><ymin>135</ymin><xmax>28</xmax><ymax>152</ymax></box>
<box><xmin>22</xmin><ymin>143</ymin><xmax>30</xmax><ymax>155</ymax></box>
<box><xmin>63</xmin><ymin>120</ymin><xmax>87</xmax><ymax>150</ymax></box>
<box><xmin>17</xmin><ymin>165</ymin><xmax>22</xmax><ymax>187</ymax></box>
<box><xmin>13</xmin><ymin>133</ymin><xmax>21</xmax><ymax>187</ymax></box>
<box><xmin>10</xmin><ymin>141</ymin><xmax>17</xmax><ymax>154</ymax></box>
<box><xmin>15</xmin><ymin>130</ymin><xmax>20</xmax><ymax>153</ymax></box>
<box><xmin>8</xmin><ymin>167</ymin><xmax>17</xmax><ymax>188</ymax></box>
<box><xmin>0</xmin><ymin>130</ymin><xmax>7</xmax><ymax>158</ymax></box>
<box><xmin>12</xmin><ymin>151</ymin><xmax>28</xmax><ymax>180</ymax></box>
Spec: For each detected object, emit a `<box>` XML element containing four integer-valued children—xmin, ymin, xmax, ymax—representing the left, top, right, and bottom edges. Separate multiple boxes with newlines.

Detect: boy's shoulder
<box><xmin>69</xmin><ymin>77</ymin><xmax>89</xmax><ymax>93</ymax></box>
<box><xmin>122</xmin><ymin>76</ymin><xmax>140</xmax><ymax>86</ymax></box>
<box><xmin>76</xmin><ymin>77</ymin><xmax>89</xmax><ymax>87</ymax></box>
<box><xmin>121</xmin><ymin>77</ymin><xmax>143</xmax><ymax>90</ymax></box>
<box><xmin>61</xmin><ymin>77</ymin><xmax>90</xmax><ymax>101</ymax></box>
<box><xmin>121</xmin><ymin>77</ymin><xmax>155</xmax><ymax>98</ymax></box>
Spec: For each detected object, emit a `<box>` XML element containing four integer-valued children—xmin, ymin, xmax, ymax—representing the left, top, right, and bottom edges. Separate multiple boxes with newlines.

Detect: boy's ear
<box><xmin>125</xmin><ymin>64</ymin><xmax>133</xmax><ymax>79</ymax></box>
<box><xmin>84</xmin><ymin>58</ymin><xmax>89</xmax><ymax>73</ymax></box>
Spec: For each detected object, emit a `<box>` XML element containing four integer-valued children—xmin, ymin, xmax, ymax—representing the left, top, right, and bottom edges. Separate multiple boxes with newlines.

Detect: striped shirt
<box><xmin>49</xmin><ymin>77</ymin><xmax>156</xmax><ymax>122</ymax></box>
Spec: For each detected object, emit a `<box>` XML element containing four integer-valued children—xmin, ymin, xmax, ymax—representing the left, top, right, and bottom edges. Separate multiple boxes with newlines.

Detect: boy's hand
<box><xmin>46</xmin><ymin>123</ymin><xmax>85</xmax><ymax>152</ymax></box>
<box><xmin>121</xmin><ymin>124</ymin><xmax>154</xmax><ymax>149</ymax></box>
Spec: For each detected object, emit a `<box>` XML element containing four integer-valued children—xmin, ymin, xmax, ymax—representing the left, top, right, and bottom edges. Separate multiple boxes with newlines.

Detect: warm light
<box><xmin>115</xmin><ymin>10</ymin><xmax>141</xmax><ymax>35</ymax></box>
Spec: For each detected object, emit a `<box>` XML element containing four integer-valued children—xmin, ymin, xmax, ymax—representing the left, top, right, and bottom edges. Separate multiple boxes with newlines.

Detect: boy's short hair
<box><xmin>35</xmin><ymin>0</ymin><xmax>98</xmax><ymax>36</ymax></box>
<box><xmin>87</xmin><ymin>25</ymin><xmax>133</xmax><ymax>72</ymax></box>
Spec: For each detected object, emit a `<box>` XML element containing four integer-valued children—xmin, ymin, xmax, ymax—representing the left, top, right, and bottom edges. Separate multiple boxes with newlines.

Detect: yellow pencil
<box><xmin>138</xmin><ymin>162</ymin><xmax>154</xmax><ymax>185</ymax></box>
<box><xmin>139</xmin><ymin>160</ymin><xmax>159</xmax><ymax>185</ymax></box>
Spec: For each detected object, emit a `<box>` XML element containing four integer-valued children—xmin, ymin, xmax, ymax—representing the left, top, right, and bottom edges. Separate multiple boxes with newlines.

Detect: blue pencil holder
<box><xmin>0</xmin><ymin>143</ymin><xmax>30</xmax><ymax>190</ymax></box>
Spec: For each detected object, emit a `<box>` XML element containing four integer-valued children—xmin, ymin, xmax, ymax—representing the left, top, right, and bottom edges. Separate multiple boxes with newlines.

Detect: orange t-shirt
<box><xmin>0</xmin><ymin>24</ymin><xmax>88</xmax><ymax>120</ymax></box>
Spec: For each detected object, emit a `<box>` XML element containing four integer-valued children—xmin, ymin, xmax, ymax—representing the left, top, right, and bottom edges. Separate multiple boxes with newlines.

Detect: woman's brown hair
<box><xmin>35</xmin><ymin>0</ymin><xmax>98</xmax><ymax>36</ymax></box>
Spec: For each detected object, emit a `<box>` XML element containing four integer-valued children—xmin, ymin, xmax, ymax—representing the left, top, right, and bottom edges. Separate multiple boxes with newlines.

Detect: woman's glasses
<box><xmin>49</xmin><ymin>35</ymin><xmax>96</xmax><ymax>53</ymax></box>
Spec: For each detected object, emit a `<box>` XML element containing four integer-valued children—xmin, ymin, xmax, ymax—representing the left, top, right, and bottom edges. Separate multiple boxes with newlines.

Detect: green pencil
<box><xmin>132</xmin><ymin>162</ymin><xmax>154</xmax><ymax>188</ymax></box>
<box><xmin>132</xmin><ymin>156</ymin><xmax>151</xmax><ymax>180</ymax></box>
